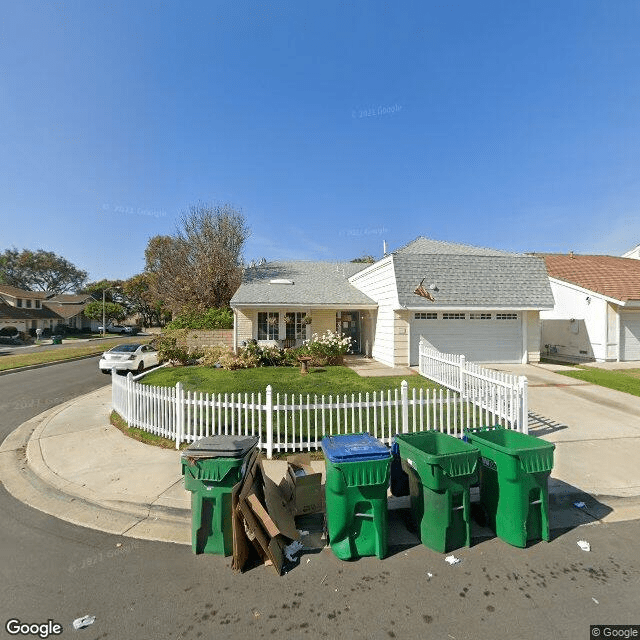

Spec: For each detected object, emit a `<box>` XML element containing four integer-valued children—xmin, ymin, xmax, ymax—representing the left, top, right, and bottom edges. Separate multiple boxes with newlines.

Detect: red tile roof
<box><xmin>543</xmin><ymin>254</ymin><xmax>640</xmax><ymax>302</ymax></box>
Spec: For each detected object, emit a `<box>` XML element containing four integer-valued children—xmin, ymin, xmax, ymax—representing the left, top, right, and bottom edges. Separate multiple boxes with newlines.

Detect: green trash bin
<box><xmin>321</xmin><ymin>433</ymin><xmax>392</xmax><ymax>560</ymax></box>
<box><xmin>464</xmin><ymin>426</ymin><xmax>555</xmax><ymax>548</ymax></box>
<box><xmin>181</xmin><ymin>435</ymin><xmax>259</xmax><ymax>556</ymax></box>
<box><xmin>51</xmin><ymin>335</ymin><xmax>62</xmax><ymax>344</ymax></box>
<box><xmin>395</xmin><ymin>431</ymin><xmax>479</xmax><ymax>553</ymax></box>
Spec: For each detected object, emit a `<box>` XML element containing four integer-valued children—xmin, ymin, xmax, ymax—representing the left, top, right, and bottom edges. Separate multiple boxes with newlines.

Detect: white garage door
<box><xmin>620</xmin><ymin>312</ymin><xmax>640</xmax><ymax>361</ymax></box>
<box><xmin>410</xmin><ymin>312</ymin><xmax>523</xmax><ymax>365</ymax></box>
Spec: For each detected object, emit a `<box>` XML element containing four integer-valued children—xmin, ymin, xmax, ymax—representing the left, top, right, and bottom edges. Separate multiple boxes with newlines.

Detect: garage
<box><xmin>409</xmin><ymin>311</ymin><xmax>523</xmax><ymax>365</ymax></box>
<box><xmin>620</xmin><ymin>311</ymin><xmax>640</xmax><ymax>361</ymax></box>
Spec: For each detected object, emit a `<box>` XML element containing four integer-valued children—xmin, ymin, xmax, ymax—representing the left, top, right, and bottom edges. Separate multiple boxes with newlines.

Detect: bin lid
<box><xmin>321</xmin><ymin>433</ymin><xmax>390</xmax><ymax>463</ymax></box>
<box><xmin>181</xmin><ymin>435</ymin><xmax>259</xmax><ymax>459</ymax></box>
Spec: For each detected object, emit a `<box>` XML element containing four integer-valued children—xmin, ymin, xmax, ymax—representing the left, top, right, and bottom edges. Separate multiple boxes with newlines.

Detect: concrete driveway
<box><xmin>484</xmin><ymin>363</ymin><xmax>640</xmax><ymax>504</ymax></box>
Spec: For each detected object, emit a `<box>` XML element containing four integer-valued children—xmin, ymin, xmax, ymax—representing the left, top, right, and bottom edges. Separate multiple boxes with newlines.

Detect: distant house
<box><xmin>231</xmin><ymin>237</ymin><xmax>554</xmax><ymax>366</ymax></box>
<box><xmin>541</xmin><ymin>254</ymin><xmax>640</xmax><ymax>361</ymax></box>
<box><xmin>42</xmin><ymin>293</ymin><xmax>100</xmax><ymax>332</ymax></box>
<box><xmin>0</xmin><ymin>285</ymin><xmax>63</xmax><ymax>334</ymax></box>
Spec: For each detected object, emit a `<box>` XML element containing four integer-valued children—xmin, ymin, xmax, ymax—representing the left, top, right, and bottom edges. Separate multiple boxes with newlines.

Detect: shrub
<box><xmin>165</xmin><ymin>306</ymin><xmax>233</xmax><ymax>330</ymax></box>
<box><xmin>200</xmin><ymin>345</ymin><xmax>231</xmax><ymax>367</ymax></box>
<box><xmin>156</xmin><ymin>329</ymin><xmax>204</xmax><ymax>366</ymax></box>
<box><xmin>218</xmin><ymin>346</ymin><xmax>259</xmax><ymax>370</ymax></box>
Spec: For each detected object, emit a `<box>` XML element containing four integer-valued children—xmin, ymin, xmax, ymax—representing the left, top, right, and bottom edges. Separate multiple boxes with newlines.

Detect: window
<box><xmin>415</xmin><ymin>312</ymin><xmax>437</xmax><ymax>320</ymax></box>
<box><xmin>17</xmin><ymin>299</ymin><xmax>22</xmax><ymax>307</ymax></box>
<box><xmin>257</xmin><ymin>312</ymin><xmax>279</xmax><ymax>340</ymax></box>
<box><xmin>26</xmin><ymin>299</ymin><xmax>32</xmax><ymax>308</ymax></box>
<box><xmin>285</xmin><ymin>312</ymin><xmax>307</xmax><ymax>340</ymax></box>
<box><xmin>496</xmin><ymin>313</ymin><xmax>518</xmax><ymax>320</ymax></box>
<box><xmin>35</xmin><ymin>300</ymin><xmax>41</xmax><ymax>308</ymax></box>
<box><xmin>469</xmin><ymin>313</ymin><xmax>492</xmax><ymax>320</ymax></box>
<box><xmin>443</xmin><ymin>313</ymin><xmax>465</xmax><ymax>320</ymax></box>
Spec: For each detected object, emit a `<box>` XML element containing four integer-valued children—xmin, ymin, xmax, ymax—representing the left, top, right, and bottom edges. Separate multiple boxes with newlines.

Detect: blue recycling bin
<box><xmin>321</xmin><ymin>433</ymin><xmax>391</xmax><ymax>560</ymax></box>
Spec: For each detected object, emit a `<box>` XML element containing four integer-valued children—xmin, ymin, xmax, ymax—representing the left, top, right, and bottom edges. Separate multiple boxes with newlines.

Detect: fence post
<box><xmin>459</xmin><ymin>355</ymin><xmax>466</xmax><ymax>396</ymax></box>
<box><xmin>126</xmin><ymin>372</ymin><xmax>133</xmax><ymax>427</ymax></box>
<box><xmin>265</xmin><ymin>385</ymin><xmax>273</xmax><ymax>459</ymax></box>
<box><xmin>419</xmin><ymin>337</ymin><xmax>424</xmax><ymax>376</ymax></box>
<box><xmin>401</xmin><ymin>380</ymin><xmax>409</xmax><ymax>433</ymax></box>
<box><xmin>175</xmin><ymin>381</ymin><xmax>184</xmax><ymax>449</ymax></box>
<box><xmin>519</xmin><ymin>376</ymin><xmax>528</xmax><ymax>434</ymax></box>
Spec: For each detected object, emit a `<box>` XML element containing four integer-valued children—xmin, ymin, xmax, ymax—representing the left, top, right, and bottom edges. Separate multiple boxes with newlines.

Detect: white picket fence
<box><xmin>418</xmin><ymin>339</ymin><xmax>528</xmax><ymax>433</ymax></box>
<box><xmin>111</xmin><ymin>371</ymin><xmax>515</xmax><ymax>457</ymax></box>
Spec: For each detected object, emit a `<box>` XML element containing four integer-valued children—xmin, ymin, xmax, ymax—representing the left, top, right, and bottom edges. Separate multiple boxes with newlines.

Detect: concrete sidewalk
<box><xmin>1</xmin><ymin>376</ymin><xmax>640</xmax><ymax>549</ymax></box>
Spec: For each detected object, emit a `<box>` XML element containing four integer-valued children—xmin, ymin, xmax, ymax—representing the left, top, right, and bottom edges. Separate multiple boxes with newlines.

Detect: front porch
<box><xmin>234</xmin><ymin>307</ymin><xmax>377</xmax><ymax>355</ymax></box>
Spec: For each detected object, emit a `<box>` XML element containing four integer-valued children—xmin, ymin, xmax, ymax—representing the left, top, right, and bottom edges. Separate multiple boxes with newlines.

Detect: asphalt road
<box><xmin>0</xmin><ymin>359</ymin><xmax>639</xmax><ymax>640</ymax></box>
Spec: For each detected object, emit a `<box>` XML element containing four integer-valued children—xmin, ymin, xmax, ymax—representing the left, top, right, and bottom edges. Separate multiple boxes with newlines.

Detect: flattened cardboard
<box><xmin>232</xmin><ymin>450</ymin><xmax>297</xmax><ymax>576</ymax></box>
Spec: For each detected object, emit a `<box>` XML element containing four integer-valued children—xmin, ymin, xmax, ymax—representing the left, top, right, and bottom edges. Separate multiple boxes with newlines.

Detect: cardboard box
<box><xmin>285</xmin><ymin>454</ymin><xmax>324</xmax><ymax>516</ymax></box>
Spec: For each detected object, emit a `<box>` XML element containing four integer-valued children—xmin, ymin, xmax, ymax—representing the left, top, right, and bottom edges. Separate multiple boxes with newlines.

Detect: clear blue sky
<box><xmin>2</xmin><ymin>1</ymin><xmax>640</xmax><ymax>282</ymax></box>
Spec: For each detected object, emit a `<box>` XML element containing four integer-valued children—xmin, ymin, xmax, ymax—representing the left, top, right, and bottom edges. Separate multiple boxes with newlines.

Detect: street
<box><xmin>0</xmin><ymin>359</ymin><xmax>638</xmax><ymax>639</ymax></box>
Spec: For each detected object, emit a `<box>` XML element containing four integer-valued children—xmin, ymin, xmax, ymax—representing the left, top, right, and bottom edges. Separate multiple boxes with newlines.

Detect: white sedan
<box><xmin>99</xmin><ymin>343</ymin><xmax>160</xmax><ymax>374</ymax></box>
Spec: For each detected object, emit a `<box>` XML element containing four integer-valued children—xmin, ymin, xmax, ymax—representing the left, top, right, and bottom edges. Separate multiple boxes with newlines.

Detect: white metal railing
<box><xmin>418</xmin><ymin>339</ymin><xmax>528</xmax><ymax>433</ymax></box>
<box><xmin>112</xmin><ymin>372</ymin><xmax>514</xmax><ymax>457</ymax></box>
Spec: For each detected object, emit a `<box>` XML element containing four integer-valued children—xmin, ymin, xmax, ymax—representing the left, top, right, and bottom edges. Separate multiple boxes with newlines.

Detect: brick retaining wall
<box><xmin>185</xmin><ymin>329</ymin><xmax>233</xmax><ymax>350</ymax></box>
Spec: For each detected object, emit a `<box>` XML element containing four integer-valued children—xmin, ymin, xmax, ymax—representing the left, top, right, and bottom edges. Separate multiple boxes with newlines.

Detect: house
<box><xmin>540</xmin><ymin>253</ymin><xmax>640</xmax><ymax>361</ymax></box>
<box><xmin>230</xmin><ymin>237</ymin><xmax>554</xmax><ymax>366</ymax></box>
<box><xmin>42</xmin><ymin>293</ymin><xmax>100</xmax><ymax>332</ymax></box>
<box><xmin>0</xmin><ymin>285</ymin><xmax>63</xmax><ymax>334</ymax></box>
<box><xmin>622</xmin><ymin>244</ymin><xmax>640</xmax><ymax>260</ymax></box>
<box><xmin>230</xmin><ymin>261</ymin><xmax>378</xmax><ymax>353</ymax></box>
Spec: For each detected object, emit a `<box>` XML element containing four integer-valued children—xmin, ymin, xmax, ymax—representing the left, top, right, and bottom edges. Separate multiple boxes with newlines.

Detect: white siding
<box><xmin>540</xmin><ymin>279</ymin><xmax>610</xmax><ymax>361</ymax></box>
<box><xmin>349</xmin><ymin>256</ymin><xmax>399</xmax><ymax>367</ymax></box>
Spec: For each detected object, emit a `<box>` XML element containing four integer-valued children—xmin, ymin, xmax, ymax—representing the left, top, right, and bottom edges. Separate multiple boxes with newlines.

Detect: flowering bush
<box><xmin>303</xmin><ymin>330</ymin><xmax>352</xmax><ymax>366</ymax></box>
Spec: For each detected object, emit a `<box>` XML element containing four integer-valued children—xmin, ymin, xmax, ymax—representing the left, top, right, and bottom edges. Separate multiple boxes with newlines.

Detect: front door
<box><xmin>336</xmin><ymin>311</ymin><xmax>361</xmax><ymax>354</ymax></box>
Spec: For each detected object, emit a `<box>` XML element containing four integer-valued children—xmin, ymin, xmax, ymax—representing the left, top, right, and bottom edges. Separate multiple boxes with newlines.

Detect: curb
<box><xmin>0</xmin><ymin>388</ymin><xmax>191</xmax><ymax>545</ymax></box>
<box><xmin>0</xmin><ymin>352</ymin><xmax>102</xmax><ymax>377</ymax></box>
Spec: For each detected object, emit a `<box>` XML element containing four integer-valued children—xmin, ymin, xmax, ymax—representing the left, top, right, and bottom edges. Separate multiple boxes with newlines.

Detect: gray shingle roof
<box><xmin>394</xmin><ymin>254</ymin><xmax>555</xmax><ymax>308</ymax></box>
<box><xmin>231</xmin><ymin>261</ymin><xmax>375</xmax><ymax>306</ymax></box>
<box><xmin>395</xmin><ymin>236</ymin><xmax>517</xmax><ymax>257</ymax></box>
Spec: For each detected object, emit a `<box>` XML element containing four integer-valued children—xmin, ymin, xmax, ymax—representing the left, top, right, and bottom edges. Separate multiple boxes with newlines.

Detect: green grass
<box><xmin>557</xmin><ymin>367</ymin><xmax>640</xmax><ymax>397</ymax></box>
<box><xmin>0</xmin><ymin>337</ymin><xmax>149</xmax><ymax>371</ymax></box>
<box><xmin>110</xmin><ymin>410</ymin><xmax>185</xmax><ymax>449</ymax></box>
<box><xmin>140</xmin><ymin>364</ymin><xmax>438</xmax><ymax>396</ymax></box>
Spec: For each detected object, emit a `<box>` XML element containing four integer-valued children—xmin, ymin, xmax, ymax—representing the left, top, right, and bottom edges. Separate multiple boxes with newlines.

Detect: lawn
<box><xmin>0</xmin><ymin>337</ymin><xmax>149</xmax><ymax>372</ymax></box>
<box><xmin>557</xmin><ymin>367</ymin><xmax>640</xmax><ymax>397</ymax></box>
<box><xmin>140</xmin><ymin>364</ymin><xmax>439</xmax><ymax>396</ymax></box>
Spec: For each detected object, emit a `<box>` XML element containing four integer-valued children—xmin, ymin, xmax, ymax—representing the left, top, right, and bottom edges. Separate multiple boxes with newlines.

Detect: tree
<box><xmin>144</xmin><ymin>203</ymin><xmax>250</xmax><ymax>312</ymax></box>
<box><xmin>0</xmin><ymin>248</ymin><xmax>88</xmax><ymax>293</ymax></box>
<box><xmin>351</xmin><ymin>254</ymin><xmax>375</xmax><ymax>263</ymax></box>
<box><xmin>83</xmin><ymin>301</ymin><xmax>126</xmax><ymax>325</ymax></box>
<box><xmin>121</xmin><ymin>273</ymin><xmax>170</xmax><ymax>327</ymax></box>
<box><xmin>81</xmin><ymin>279</ymin><xmax>124</xmax><ymax>304</ymax></box>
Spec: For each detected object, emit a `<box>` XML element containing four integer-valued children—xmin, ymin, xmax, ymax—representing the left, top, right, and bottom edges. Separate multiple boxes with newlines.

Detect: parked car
<box><xmin>98</xmin><ymin>324</ymin><xmax>127</xmax><ymax>334</ymax></box>
<box><xmin>122</xmin><ymin>326</ymin><xmax>140</xmax><ymax>335</ymax></box>
<box><xmin>99</xmin><ymin>343</ymin><xmax>160</xmax><ymax>374</ymax></box>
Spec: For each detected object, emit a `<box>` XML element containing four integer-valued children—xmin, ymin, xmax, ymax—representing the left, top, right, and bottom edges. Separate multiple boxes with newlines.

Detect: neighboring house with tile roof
<box><xmin>42</xmin><ymin>293</ymin><xmax>100</xmax><ymax>331</ymax></box>
<box><xmin>541</xmin><ymin>254</ymin><xmax>640</xmax><ymax>361</ymax></box>
<box><xmin>0</xmin><ymin>285</ymin><xmax>63</xmax><ymax>334</ymax></box>
<box><xmin>231</xmin><ymin>237</ymin><xmax>554</xmax><ymax>366</ymax></box>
